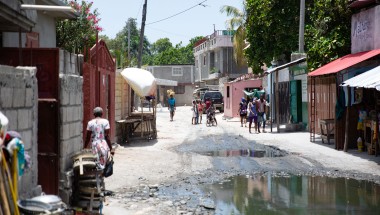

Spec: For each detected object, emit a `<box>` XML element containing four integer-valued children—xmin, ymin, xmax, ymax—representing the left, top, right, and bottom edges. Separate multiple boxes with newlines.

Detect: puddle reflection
<box><xmin>203</xmin><ymin>174</ymin><xmax>380</xmax><ymax>215</ymax></box>
<box><xmin>198</xmin><ymin>148</ymin><xmax>285</xmax><ymax>158</ymax></box>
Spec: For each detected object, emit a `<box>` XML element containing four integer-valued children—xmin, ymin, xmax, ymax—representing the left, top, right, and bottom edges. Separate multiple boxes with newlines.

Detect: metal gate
<box><xmin>83</xmin><ymin>40</ymin><xmax>116</xmax><ymax>143</ymax></box>
<box><xmin>0</xmin><ymin>48</ymin><xmax>60</xmax><ymax>194</ymax></box>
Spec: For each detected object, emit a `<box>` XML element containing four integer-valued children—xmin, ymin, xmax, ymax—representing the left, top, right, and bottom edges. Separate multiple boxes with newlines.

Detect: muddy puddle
<box><xmin>202</xmin><ymin>173</ymin><xmax>380</xmax><ymax>214</ymax></box>
<box><xmin>197</xmin><ymin>146</ymin><xmax>287</xmax><ymax>158</ymax></box>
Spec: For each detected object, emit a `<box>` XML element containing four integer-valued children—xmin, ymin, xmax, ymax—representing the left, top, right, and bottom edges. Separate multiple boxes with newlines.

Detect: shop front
<box><xmin>341</xmin><ymin>65</ymin><xmax>380</xmax><ymax>155</ymax></box>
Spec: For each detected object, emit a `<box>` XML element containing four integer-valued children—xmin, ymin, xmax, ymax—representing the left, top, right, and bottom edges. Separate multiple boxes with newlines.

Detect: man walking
<box><xmin>168</xmin><ymin>94</ymin><xmax>176</xmax><ymax>121</ymax></box>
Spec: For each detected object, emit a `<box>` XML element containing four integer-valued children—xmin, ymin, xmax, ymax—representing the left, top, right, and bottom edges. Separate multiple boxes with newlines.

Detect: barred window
<box><xmin>174</xmin><ymin>85</ymin><xmax>185</xmax><ymax>94</ymax></box>
<box><xmin>172</xmin><ymin>67</ymin><xmax>183</xmax><ymax>76</ymax></box>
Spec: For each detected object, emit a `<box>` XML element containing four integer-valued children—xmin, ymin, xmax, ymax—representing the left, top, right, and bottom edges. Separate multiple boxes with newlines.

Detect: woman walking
<box><xmin>84</xmin><ymin>107</ymin><xmax>112</xmax><ymax>169</ymax></box>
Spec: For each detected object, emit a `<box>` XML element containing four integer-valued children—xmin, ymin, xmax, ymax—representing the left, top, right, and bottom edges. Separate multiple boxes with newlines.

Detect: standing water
<box><xmin>203</xmin><ymin>173</ymin><xmax>380</xmax><ymax>215</ymax></box>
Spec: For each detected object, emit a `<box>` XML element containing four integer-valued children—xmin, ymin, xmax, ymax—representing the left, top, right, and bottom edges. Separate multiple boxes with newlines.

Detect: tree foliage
<box><xmin>151</xmin><ymin>37</ymin><xmax>203</xmax><ymax>65</ymax></box>
<box><xmin>103</xmin><ymin>18</ymin><xmax>151</xmax><ymax>68</ymax></box>
<box><xmin>245</xmin><ymin>0</ymin><xmax>300</xmax><ymax>73</ymax></box>
<box><xmin>305</xmin><ymin>0</ymin><xmax>352</xmax><ymax>71</ymax></box>
<box><xmin>243</xmin><ymin>0</ymin><xmax>352</xmax><ymax>73</ymax></box>
<box><xmin>56</xmin><ymin>0</ymin><xmax>102</xmax><ymax>54</ymax></box>
<box><xmin>99</xmin><ymin>16</ymin><xmax>201</xmax><ymax>67</ymax></box>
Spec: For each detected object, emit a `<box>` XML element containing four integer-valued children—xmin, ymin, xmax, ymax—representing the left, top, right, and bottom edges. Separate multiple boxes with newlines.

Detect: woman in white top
<box><xmin>85</xmin><ymin>107</ymin><xmax>112</xmax><ymax>169</ymax></box>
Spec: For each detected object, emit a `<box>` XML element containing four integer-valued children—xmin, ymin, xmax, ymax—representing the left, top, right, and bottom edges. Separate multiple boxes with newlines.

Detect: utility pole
<box><xmin>299</xmin><ymin>0</ymin><xmax>305</xmax><ymax>53</ymax></box>
<box><xmin>137</xmin><ymin>0</ymin><xmax>147</xmax><ymax>68</ymax></box>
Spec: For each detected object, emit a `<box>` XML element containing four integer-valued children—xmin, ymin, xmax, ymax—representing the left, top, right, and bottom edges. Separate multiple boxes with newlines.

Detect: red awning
<box><xmin>308</xmin><ymin>49</ymin><xmax>380</xmax><ymax>77</ymax></box>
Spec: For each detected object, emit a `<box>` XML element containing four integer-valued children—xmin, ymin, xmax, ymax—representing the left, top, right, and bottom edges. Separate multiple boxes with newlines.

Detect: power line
<box><xmin>136</xmin><ymin>0</ymin><xmax>144</xmax><ymax>19</ymax></box>
<box><xmin>146</xmin><ymin>25</ymin><xmax>190</xmax><ymax>38</ymax></box>
<box><xmin>146</xmin><ymin>0</ymin><xmax>208</xmax><ymax>25</ymax></box>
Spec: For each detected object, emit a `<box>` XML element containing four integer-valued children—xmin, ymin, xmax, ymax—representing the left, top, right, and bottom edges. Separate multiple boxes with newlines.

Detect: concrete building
<box><xmin>224</xmin><ymin>76</ymin><xmax>262</xmax><ymax>118</ymax></box>
<box><xmin>2</xmin><ymin>0</ymin><xmax>77</xmax><ymax>48</ymax></box>
<box><xmin>146</xmin><ymin>65</ymin><xmax>194</xmax><ymax>106</ymax></box>
<box><xmin>0</xmin><ymin>0</ymin><xmax>81</xmax><ymax>202</ymax></box>
<box><xmin>193</xmin><ymin>30</ymin><xmax>248</xmax><ymax>91</ymax></box>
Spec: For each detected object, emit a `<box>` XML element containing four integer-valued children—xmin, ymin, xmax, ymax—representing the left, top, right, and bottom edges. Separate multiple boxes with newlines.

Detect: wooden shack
<box><xmin>308</xmin><ymin>49</ymin><xmax>380</xmax><ymax>150</ymax></box>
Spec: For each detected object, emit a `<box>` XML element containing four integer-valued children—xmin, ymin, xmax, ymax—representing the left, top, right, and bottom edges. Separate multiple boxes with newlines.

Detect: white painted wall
<box><xmin>3</xmin><ymin>12</ymin><xmax>57</xmax><ymax>48</ymax></box>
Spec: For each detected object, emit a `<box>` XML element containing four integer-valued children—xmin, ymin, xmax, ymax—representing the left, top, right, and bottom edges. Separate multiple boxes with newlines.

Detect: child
<box><xmin>197</xmin><ymin>100</ymin><xmax>203</xmax><ymax>124</ymax></box>
<box><xmin>192</xmin><ymin>100</ymin><xmax>199</xmax><ymax>125</ymax></box>
<box><xmin>206</xmin><ymin>103</ymin><xmax>217</xmax><ymax>125</ymax></box>
<box><xmin>238</xmin><ymin>97</ymin><xmax>248</xmax><ymax>127</ymax></box>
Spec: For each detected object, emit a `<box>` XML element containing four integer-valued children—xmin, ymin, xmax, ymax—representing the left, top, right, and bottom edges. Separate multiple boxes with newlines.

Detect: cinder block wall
<box><xmin>115</xmin><ymin>70</ymin><xmax>131</xmax><ymax>144</ymax></box>
<box><xmin>58</xmin><ymin>51</ymin><xmax>83</xmax><ymax>203</ymax></box>
<box><xmin>59</xmin><ymin>74</ymin><xmax>83</xmax><ymax>171</ymax></box>
<box><xmin>0</xmin><ymin>65</ymin><xmax>39</xmax><ymax>198</ymax></box>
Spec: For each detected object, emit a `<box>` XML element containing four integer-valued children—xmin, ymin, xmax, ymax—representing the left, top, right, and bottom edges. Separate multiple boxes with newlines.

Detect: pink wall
<box><xmin>224</xmin><ymin>79</ymin><xmax>262</xmax><ymax>118</ymax></box>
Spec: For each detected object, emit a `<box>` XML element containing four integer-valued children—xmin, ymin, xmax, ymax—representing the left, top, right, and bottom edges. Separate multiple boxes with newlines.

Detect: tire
<box><xmin>206</xmin><ymin>119</ymin><xmax>211</xmax><ymax>127</ymax></box>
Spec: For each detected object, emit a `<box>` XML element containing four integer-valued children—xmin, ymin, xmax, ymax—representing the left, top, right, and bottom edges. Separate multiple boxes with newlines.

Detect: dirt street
<box><xmin>103</xmin><ymin>106</ymin><xmax>380</xmax><ymax>214</ymax></box>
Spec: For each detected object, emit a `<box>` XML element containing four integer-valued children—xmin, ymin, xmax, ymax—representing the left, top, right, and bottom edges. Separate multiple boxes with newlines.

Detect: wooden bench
<box><xmin>320</xmin><ymin>119</ymin><xmax>335</xmax><ymax>144</ymax></box>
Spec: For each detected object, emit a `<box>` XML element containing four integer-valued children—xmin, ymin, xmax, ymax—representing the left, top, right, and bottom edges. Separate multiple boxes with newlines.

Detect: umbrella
<box><xmin>121</xmin><ymin>68</ymin><xmax>157</xmax><ymax>97</ymax></box>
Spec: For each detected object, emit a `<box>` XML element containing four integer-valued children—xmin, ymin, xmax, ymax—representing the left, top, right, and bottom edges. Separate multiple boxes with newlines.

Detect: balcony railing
<box><xmin>193</xmin><ymin>30</ymin><xmax>235</xmax><ymax>55</ymax></box>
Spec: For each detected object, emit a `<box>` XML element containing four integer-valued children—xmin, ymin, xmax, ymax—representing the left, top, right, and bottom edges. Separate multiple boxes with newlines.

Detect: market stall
<box><xmin>341</xmin><ymin>65</ymin><xmax>380</xmax><ymax>156</ymax></box>
<box><xmin>119</xmin><ymin>68</ymin><xmax>157</xmax><ymax>142</ymax></box>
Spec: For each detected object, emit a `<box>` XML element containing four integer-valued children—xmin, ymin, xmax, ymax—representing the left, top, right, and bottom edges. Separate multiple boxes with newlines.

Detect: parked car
<box><xmin>193</xmin><ymin>87</ymin><xmax>209</xmax><ymax>100</ymax></box>
<box><xmin>202</xmin><ymin>90</ymin><xmax>224</xmax><ymax>113</ymax></box>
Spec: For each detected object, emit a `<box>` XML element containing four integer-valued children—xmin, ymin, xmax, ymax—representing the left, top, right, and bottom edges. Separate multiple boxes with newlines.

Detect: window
<box><xmin>227</xmin><ymin>86</ymin><xmax>230</xmax><ymax>98</ymax></box>
<box><xmin>172</xmin><ymin>67</ymin><xmax>183</xmax><ymax>76</ymax></box>
<box><xmin>174</xmin><ymin>85</ymin><xmax>185</xmax><ymax>94</ymax></box>
<box><xmin>203</xmin><ymin>56</ymin><xmax>206</xmax><ymax>65</ymax></box>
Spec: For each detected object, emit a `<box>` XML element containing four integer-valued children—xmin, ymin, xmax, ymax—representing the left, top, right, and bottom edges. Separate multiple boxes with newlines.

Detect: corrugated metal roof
<box><xmin>308</xmin><ymin>49</ymin><xmax>380</xmax><ymax>76</ymax></box>
<box><xmin>155</xmin><ymin>78</ymin><xmax>177</xmax><ymax>86</ymax></box>
<box><xmin>341</xmin><ymin>65</ymin><xmax>380</xmax><ymax>91</ymax></box>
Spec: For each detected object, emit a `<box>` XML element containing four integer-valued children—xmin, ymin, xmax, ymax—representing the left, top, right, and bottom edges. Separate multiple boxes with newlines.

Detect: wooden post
<box><xmin>270</xmin><ymin>72</ymin><xmax>273</xmax><ymax>133</ymax></box>
<box><xmin>276</xmin><ymin>70</ymin><xmax>280</xmax><ymax>133</ymax></box>
<box><xmin>344</xmin><ymin>86</ymin><xmax>351</xmax><ymax>152</ymax></box>
<box><xmin>0</xmin><ymin>161</ymin><xmax>11</xmax><ymax>215</ymax></box>
<box><xmin>137</xmin><ymin>0</ymin><xmax>148</xmax><ymax>68</ymax></box>
<box><xmin>141</xmin><ymin>98</ymin><xmax>144</xmax><ymax>138</ymax></box>
<box><xmin>374</xmin><ymin>90</ymin><xmax>379</xmax><ymax>156</ymax></box>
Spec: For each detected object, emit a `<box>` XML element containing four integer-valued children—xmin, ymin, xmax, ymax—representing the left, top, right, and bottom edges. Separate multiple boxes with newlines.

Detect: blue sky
<box><xmin>92</xmin><ymin>0</ymin><xmax>243</xmax><ymax>45</ymax></box>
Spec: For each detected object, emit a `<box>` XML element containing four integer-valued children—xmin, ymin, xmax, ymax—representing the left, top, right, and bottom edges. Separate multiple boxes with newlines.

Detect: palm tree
<box><xmin>220</xmin><ymin>4</ymin><xmax>247</xmax><ymax>67</ymax></box>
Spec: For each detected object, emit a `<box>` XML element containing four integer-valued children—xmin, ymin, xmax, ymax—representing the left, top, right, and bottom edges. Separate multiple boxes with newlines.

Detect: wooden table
<box><xmin>117</xmin><ymin>113</ymin><xmax>156</xmax><ymax>143</ymax></box>
<box><xmin>320</xmin><ymin>119</ymin><xmax>335</xmax><ymax>144</ymax></box>
<box><xmin>116</xmin><ymin>118</ymin><xmax>142</xmax><ymax>143</ymax></box>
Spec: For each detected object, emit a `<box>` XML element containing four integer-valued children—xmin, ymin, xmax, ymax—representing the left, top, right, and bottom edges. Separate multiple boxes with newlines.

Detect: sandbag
<box><xmin>121</xmin><ymin>68</ymin><xmax>157</xmax><ymax>97</ymax></box>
